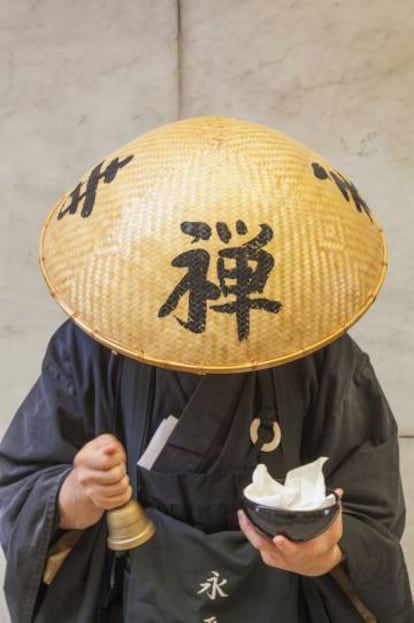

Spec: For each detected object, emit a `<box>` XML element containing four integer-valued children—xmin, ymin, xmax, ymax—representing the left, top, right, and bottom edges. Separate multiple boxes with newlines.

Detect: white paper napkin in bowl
<box><xmin>244</xmin><ymin>457</ymin><xmax>336</xmax><ymax>511</ymax></box>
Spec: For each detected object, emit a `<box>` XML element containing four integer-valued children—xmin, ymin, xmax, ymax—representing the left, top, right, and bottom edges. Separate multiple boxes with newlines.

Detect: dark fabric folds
<box><xmin>0</xmin><ymin>320</ymin><xmax>412</xmax><ymax>622</ymax></box>
<box><xmin>0</xmin><ymin>322</ymin><xmax>122</xmax><ymax>623</ymax></box>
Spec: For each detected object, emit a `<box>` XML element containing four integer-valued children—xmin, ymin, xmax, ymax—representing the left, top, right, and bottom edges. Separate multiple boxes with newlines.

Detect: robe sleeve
<box><xmin>0</xmin><ymin>321</ymin><xmax>121</xmax><ymax>623</ymax></box>
<box><xmin>302</xmin><ymin>336</ymin><xmax>414</xmax><ymax>623</ymax></box>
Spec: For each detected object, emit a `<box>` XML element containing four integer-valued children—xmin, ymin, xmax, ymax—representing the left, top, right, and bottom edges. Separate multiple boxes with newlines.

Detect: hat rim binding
<box><xmin>38</xmin><ymin>116</ymin><xmax>388</xmax><ymax>374</ymax></box>
<box><xmin>39</xmin><ymin>224</ymin><xmax>387</xmax><ymax>375</ymax></box>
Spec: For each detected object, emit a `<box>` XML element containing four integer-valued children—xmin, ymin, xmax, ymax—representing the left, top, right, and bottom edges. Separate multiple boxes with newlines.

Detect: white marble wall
<box><xmin>1</xmin><ymin>1</ymin><xmax>413</xmax><ymax>620</ymax></box>
<box><xmin>0</xmin><ymin>0</ymin><xmax>178</xmax><ymax>423</ymax></box>
<box><xmin>179</xmin><ymin>0</ymin><xmax>414</xmax><ymax>432</ymax></box>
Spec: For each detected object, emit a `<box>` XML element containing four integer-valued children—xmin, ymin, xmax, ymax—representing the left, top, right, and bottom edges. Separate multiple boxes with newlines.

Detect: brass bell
<box><xmin>107</xmin><ymin>499</ymin><xmax>156</xmax><ymax>551</ymax></box>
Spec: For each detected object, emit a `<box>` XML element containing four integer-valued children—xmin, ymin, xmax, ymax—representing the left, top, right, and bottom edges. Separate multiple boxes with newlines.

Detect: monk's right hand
<box><xmin>58</xmin><ymin>434</ymin><xmax>132</xmax><ymax>530</ymax></box>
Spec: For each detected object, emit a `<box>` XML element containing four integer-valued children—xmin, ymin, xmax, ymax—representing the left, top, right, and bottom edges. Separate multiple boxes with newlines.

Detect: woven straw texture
<box><xmin>40</xmin><ymin>116</ymin><xmax>387</xmax><ymax>373</ymax></box>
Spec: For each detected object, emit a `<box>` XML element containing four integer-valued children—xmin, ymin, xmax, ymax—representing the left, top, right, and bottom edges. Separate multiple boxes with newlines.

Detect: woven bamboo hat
<box><xmin>40</xmin><ymin>116</ymin><xmax>386</xmax><ymax>373</ymax></box>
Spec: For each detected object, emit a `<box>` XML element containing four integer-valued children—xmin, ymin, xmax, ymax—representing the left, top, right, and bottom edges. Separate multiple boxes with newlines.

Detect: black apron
<box><xmin>122</xmin><ymin>369</ymin><xmax>306</xmax><ymax>622</ymax></box>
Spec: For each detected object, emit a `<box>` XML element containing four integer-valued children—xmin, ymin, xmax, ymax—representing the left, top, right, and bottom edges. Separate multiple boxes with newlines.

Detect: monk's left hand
<box><xmin>237</xmin><ymin>488</ymin><xmax>344</xmax><ymax>577</ymax></box>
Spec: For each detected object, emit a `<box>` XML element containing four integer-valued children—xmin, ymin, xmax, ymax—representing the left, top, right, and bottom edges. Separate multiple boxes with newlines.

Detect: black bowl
<box><xmin>242</xmin><ymin>489</ymin><xmax>340</xmax><ymax>542</ymax></box>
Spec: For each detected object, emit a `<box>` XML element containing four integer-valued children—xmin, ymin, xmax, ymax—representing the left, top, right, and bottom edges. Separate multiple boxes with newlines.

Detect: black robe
<box><xmin>0</xmin><ymin>321</ymin><xmax>413</xmax><ymax>622</ymax></box>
